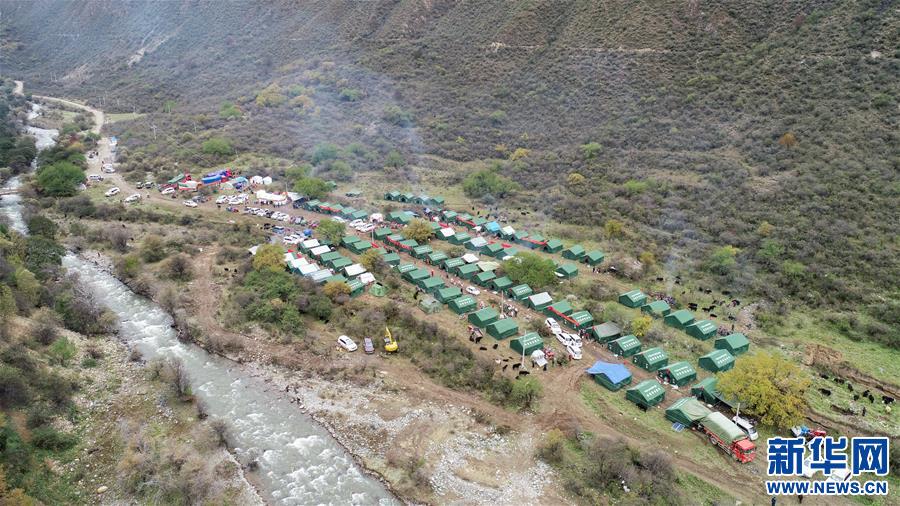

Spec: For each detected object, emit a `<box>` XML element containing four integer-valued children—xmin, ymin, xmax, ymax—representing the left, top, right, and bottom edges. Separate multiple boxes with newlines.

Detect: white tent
<box><xmin>309</xmin><ymin>269</ymin><xmax>333</xmax><ymax>284</ymax></box>
<box><xmin>262</xmin><ymin>176</ymin><xmax>273</xmax><ymax>186</ymax></box>
<box><xmin>462</xmin><ymin>253</ymin><xmax>479</xmax><ymax>264</ymax></box>
<box><xmin>255</xmin><ymin>189</ymin><xmax>288</xmax><ymax>206</ymax></box>
<box><xmin>344</xmin><ymin>263</ymin><xmax>367</xmax><ymax>277</ymax></box>
<box><xmin>358</xmin><ymin>272</ymin><xmax>376</xmax><ymax>285</ymax></box>
<box><xmin>248</xmin><ymin>245</ymin><xmax>260</xmax><ymax>255</ymax></box>
<box><xmin>501</xmin><ymin>226</ymin><xmax>515</xmax><ymax>236</ymax></box>
<box><xmin>299</xmin><ymin>263</ymin><xmax>319</xmax><ymax>276</ymax></box>
<box><xmin>309</xmin><ymin>245</ymin><xmax>331</xmax><ymax>257</ymax></box>
<box><xmin>283</xmin><ymin>252</ymin><xmax>295</xmax><ymax>264</ymax></box>
<box><xmin>250</xmin><ymin>175</ymin><xmax>264</xmax><ymax>185</ymax></box>
<box><xmin>468</xmin><ymin>237</ymin><xmax>488</xmax><ymax>248</ymax></box>
<box><xmin>369</xmin><ymin>213</ymin><xmax>383</xmax><ymax>223</ymax></box>
<box><xmin>289</xmin><ymin>257</ymin><xmax>308</xmax><ymax>270</ymax></box>
<box><xmin>301</xmin><ymin>238</ymin><xmax>320</xmax><ymax>250</ymax></box>
<box><xmin>438</xmin><ymin>227</ymin><xmax>455</xmax><ymax>239</ymax></box>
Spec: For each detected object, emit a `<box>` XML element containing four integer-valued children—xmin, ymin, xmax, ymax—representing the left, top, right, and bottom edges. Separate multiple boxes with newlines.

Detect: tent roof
<box><xmin>667</xmin><ymin>309</ymin><xmax>695</xmax><ymax>324</ymax></box>
<box><xmin>462</xmin><ymin>253</ymin><xmax>479</xmax><ymax>263</ymax></box>
<box><xmin>637</xmin><ymin>347</ymin><xmax>668</xmax><ymax>365</ymax></box>
<box><xmin>511</xmin><ymin>332</ymin><xmax>543</xmax><ymax>348</ymax></box>
<box><xmin>548</xmin><ymin>300</ymin><xmax>573</xmax><ymax>315</ymax></box>
<box><xmin>611</xmin><ymin>335</ymin><xmax>641</xmax><ymax>351</ymax></box>
<box><xmin>701</xmin><ymin>349</ymin><xmax>735</xmax><ymax>368</ymax></box>
<box><xmin>556</xmin><ymin>264</ymin><xmax>579</xmax><ymax>275</ymax></box>
<box><xmin>620</xmin><ymin>289</ymin><xmax>645</xmax><ymax>302</ymax></box>
<box><xmin>450</xmin><ymin>295</ymin><xmax>476</xmax><ymax>308</ymax></box>
<box><xmin>585</xmin><ymin>250</ymin><xmax>605</xmax><ymax>261</ymax></box>
<box><xmin>477</xmin><ymin>261</ymin><xmax>500</xmax><ymax>272</ymax></box>
<box><xmin>564</xmin><ymin>244</ymin><xmax>585</xmax><ymax>255</ymax></box>
<box><xmin>666</xmin><ymin>397</ymin><xmax>712</xmax><ymax>426</ymax></box>
<box><xmin>470</xmin><ymin>308</ymin><xmax>499</xmax><ymax>322</ymax></box>
<box><xmin>570</xmin><ymin>310</ymin><xmax>594</xmax><ymax>326</ymax></box>
<box><xmin>662</xmin><ymin>361</ymin><xmax>696</xmax><ymax>381</ymax></box>
<box><xmin>644</xmin><ymin>300</ymin><xmax>670</xmax><ymax>312</ymax></box>
<box><xmin>396</xmin><ymin>263</ymin><xmax>416</xmax><ymax>273</ymax></box>
<box><xmin>509</xmin><ymin>284</ymin><xmax>532</xmax><ymax>296</ymax></box>
<box><xmin>428</xmin><ymin>251</ymin><xmax>449</xmax><ymax>262</ymax></box>
<box><xmin>467</xmin><ymin>237</ymin><xmax>488</xmax><ymax>248</ymax></box>
<box><xmin>488</xmin><ymin>318</ymin><xmax>519</xmax><ymax>333</ymax></box>
<box><xmin>586</xmin><ymin>361</ymin><xmax>631</xmax><ymax>384</ymax></box>
<box><xmin>545</xmin><ymin>239</ymin><xmax>563</xmax><ymax>249</ymax></box>
<box><xmin>485</xmin><ymin>221</ymin><xmax>501</xmax><ymax>232</ymax></box>
<box><xmin>413</xmin><ymin>245</ymin><xmax>433</xmax><ymax>255</ymax></box>
<box><xmin>717</xmin><ymin>333</ymin><xmax>749</xmax><ymax>349</ymax></box>
<box><xmin>628</xmin><ymin>380</ymin><xmax>666</xmax><ymax>400</ymax></box>
<box><xmin>436</xmin><ymin>286</ymin><xmax>462</xmax><ymax>298</ymax></box>
<box><xmin>420</xmin><ymin>277</ymin><xmax>444</xmax><ymax>289</ymax></box>
<box><xmin>592</xmin><ymin>322</ymin><xmax>622</xmax><ymax>338</ymax></box>
<box><xmin>528</xmin><ymin>292</ymin><xmax>553</xmax><ymax>306</ymax></box>
<box><xmin>444</xmin><ymin>257</ymin><xmax>465</xmax><ymax>268</ymax></box>
<box><xmin>492</xmin><ymin>276</ymin><xmax>513</xmax><ymax>288</ymax></box>
<box><xmin>690</xmin><ymin>319</ymin><xmax>718</xmax><ymax>334</ymax></box>
<box><xmin>458</xmin><ymin>263</ymin><xmax>480</xmax><ymax>275</ymax></box>
<box><xmin>344</xmin><ymin>264</ymin><xmax>367</xmax><ymax>277</ymax></box>
<box><xmin>702</xmin><ymin>412</ymin><xmax>746</xmax><ymax>444</ymax></box>
<box><xmin>500</xmin><ymin>226</ymin><xmax>516</xmax><ymax>235</ymax></box>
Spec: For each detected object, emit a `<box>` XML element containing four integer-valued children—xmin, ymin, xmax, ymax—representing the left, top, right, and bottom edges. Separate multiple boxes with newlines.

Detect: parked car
<box><xmin>363</xmin><ymin>337</ymin><xmax>375</xmax><ymax>354</ymax></box>
<box><xmin>465</xmin><ymin>286</ymin><xmax>480</xmax><ymax>296</ymax></box>
<box><xmin>566</xmin><ymin>344</ymin><xmax>583</xmax><ymax>360</ymax></box>
<box><xmin>144</xmin><ymin>181</ymin><xmax>154</xmax><ymax>188</ymax></box>
<box><xmin>545</xmin><ymin>317</ymin><xmax>562</xmax><ymax>335</ymax></box>
<box><xmin>732</xmin><ymin>415</ymin><xmax>759</xmax><ymax>441</ymax></box>
<box><xmin>160</xmin><ymin>187</ymin><xmax>176</xmax><ymax>195</ymax></box>
<box><xmin>215</xmin><ymin>195</ymin><xmax>228</xmax><ymax>204</ymax></box>
<box><xmin>563</xmin><ymin>332</ymin><xmax>582</xmax><ymax>347</ymax></box>
<box><xmin>337</xmin><ymin>335</ymin><xmax>357</xmax><ymax>352</ymax></box>
<box><xmin>332</xmin><ymin>216</ymin><xmax>346</xmax><ymax>223</ymax></box>
<box><xmin>102</xmin><ymin>164</ymin><xmax>116</xmax><ymax>173</ymax></box>
<box><xmin>104</xmin><ymin>187</ymin><xmax>120</xmax><ymax>197</ymax></box>
<box><xmin>135</xmin><ymin>182</ymin><xmax>144</xmax><ymax>189</ymax></box>
<box><xmin>183</xmin><ymin>200</ymin><xmax>198</xmax><ymax>208</ymax></box>
<box><xmin>123</xmin><ymin>193</ymin><xmax>141</xmax><ymax>203</ymax></box>
<box><xmin>88</xmin><ymin>174</ymin><xmax>103</xmax><ymax>182</ymax></box>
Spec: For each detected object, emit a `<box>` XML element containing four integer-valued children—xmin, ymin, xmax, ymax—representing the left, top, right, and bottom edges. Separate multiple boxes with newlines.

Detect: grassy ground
<box><xmin>105</xmin><ymin>112</ymin><xmax>144</xmax><ymax>123</ymax></box>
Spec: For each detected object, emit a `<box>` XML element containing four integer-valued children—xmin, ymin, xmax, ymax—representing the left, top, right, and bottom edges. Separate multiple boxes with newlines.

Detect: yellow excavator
<box><xmin>383</xmin><ymin>326</ymin><xmax>398</xmax><ymax>353</ymax></box>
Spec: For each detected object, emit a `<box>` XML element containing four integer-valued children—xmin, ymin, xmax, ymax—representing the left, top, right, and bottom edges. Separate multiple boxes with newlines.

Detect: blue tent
<box><xmin>484</xmin><ymin>221</ymin><xmax>501</xmax><ymax>233</ymax></box>
<box><xmin>585</xmin><ymin>361</ymin><xmax>633</xmax><ymax>391</ymax></box>
<box><xmin>231</xmin><ymin>176</ymin><xmax>249</xmax><ymax>188</ymax></box>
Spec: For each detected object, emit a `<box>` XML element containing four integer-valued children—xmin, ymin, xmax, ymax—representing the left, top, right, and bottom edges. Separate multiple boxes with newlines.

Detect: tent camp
<box><xmin>486</xmin><ymin>319</ymin><xmax>519</xmax><ymax>340</ymax></box>
<box><xmin>658</xmin><ymin>361</ymin><xmax>697</xmax><ymax>387</ymax></box>
<box><xmin>699</xmin><ymin>349</ymin><xmax>736</xmax><ymax>372</ymax></box>
<box><xmin>555</xmin><ymin>264</ymin><xmax>579</xmax><ymax>279</ymax></box>
<box><xmin>473</xmin><ymin>270</ymin><xmax>496</xmax><ymax>286</ymax></box>
<box><xmin>562</xmin><ymin>245</ymin><xmax>585</xmax><ymax>260</ymax></box>
<box><xmin>626</xmin><ymin>380</ymin><xmax>666</xmax><ymax>409</ymax></box>
<box><xmin>618</xmin><ymin>289</ymin><xmax>647</xmax><ymax>308</ymax></box>
<box><xmin>664</xmin><ymin>309</ymin><xmax>696</xmax><ymax>330</ymax></box>
<box><xmin>590</xmin><ymin>322</ymin><xmax>622</xmax><ymax>343</ymax></box>
<box><xmin>641</xmin><ymin>300</ymin><xmax>671</xmax><ymax>317</ymax></box>
<box><xmin>448</xmin><ymin>295</ymin><xmax>477</xmax><ymax>314</ymax></box>
<box><xmin>586</xmin><ymin>361</ymin><xmax>633</xmax><ymax>391</ymax></box>
<box><xmin>418</xmin><ymin>296</ymin><xmax>441</xmax><ymax>314</ymax></box>
<box><xmin>417</xmin><ymin>276</ymin><xmax>445</xmax><ymax>293</ymax></box>
<box><xmin>686</xmin><ymin>319</ymin><xmax>718</xmax><ymax>340</ymax></box>
<box><xmin>434</xmin><ymin>286</ymin><xmax>462</xmax><ymax>303</ymax></box>
<box><xmin>608</xmin><ymin>335</ymin><xmax>642</xmax><ymax>357</ymax></box>
<box><xmin>468</xmin><ymin>308</ymin><xmax>499</xmax><ymax>328</ymax></box>
<box><xmin>632</xmin><ymin>347</ymin><xmax>669</xmax><ymax>372</ymax></box>
<box><xmin>544</xmin><ymin>239</ymin><xmax>563</xmax><ymax>253</ymax></box>
<box><xmin>526</xmin><ymin>292</ymin><xmax>553</xmax><ymax>311</ymax></box>
<box><xmin>665</xmin><ymin>397</ymin><xmax>712</xmax><ymax>426</ymax></box>
<box><xmin>508</xmin><ymin>284</ymin><xmax>533</xmax><ymax>300</ymax></box>
<box><xmin>490</xmin><ymin>276</ymin><xmax>513</xmax><ymax>292</ymax></box>
<box><xmin>691</xmin><ymin>377</ymin><xmax>719</xmax><ymax>404</ymax></box>
<box><xmin>427</xmin><ymin>251</ymin><xmax>449</xmax><ymax>265</ymax></box>
<box><xmin>510</xmin><ymin>333</ymin><xmax>544</xmax><ymax>356</ymax></box>
<box><xmin>583</xmin><ymin>250</ymin><xmax>605</xmax><ymax>266</ymax></box>
<box><xmin>715</xmin><ymin>333</ymin><xmax>750</xmax><ymax>356</ymax></box>
<box><xmin>457</xmin><ymin>263</ymin><xmax>480</xmax><ymax>280</ymax></box>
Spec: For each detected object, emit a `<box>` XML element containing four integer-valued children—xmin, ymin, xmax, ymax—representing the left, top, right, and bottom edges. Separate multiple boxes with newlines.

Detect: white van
<box><xmin>732</xmin><ymin>415</ymin><xmax>759</xmax><ymax>441</ymax></box>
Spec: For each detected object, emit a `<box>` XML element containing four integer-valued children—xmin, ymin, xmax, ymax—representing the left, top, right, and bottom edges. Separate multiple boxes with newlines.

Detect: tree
<box><xmin>252</xmin><ymin>244</ymin><xmax>285</xmax><ymax>272</ymax></box>
<box><xmin>164</xmin><ymin>254</ymin><xmax>193</xmax><ymax>281</ymax></box>
<box><xmin>35</xmin><ymin>161</ymin><xmax>85</xmax><ymax>196</ymax></box>
<box><xmin>48</xmin><ymin>336</ymin><xmax>76</xmax><ymax>366</ymax></box>
<box><xmin>322</xmin><ymin>281</ymin><xmax>350</xmax><ymax>302</ymax></box>
<box><xmin>359</xmin><ymin>249</ymin><xmax>385</xmax><ymax>273</ymax></box>
<box><xmin>26</xmin><ymin>215</ymin><xmax>57</xmax><ymax>239</ymax></box>
<box><xmin>402</xmin><ymin>219</ymin><xmax>434</xmax><ymax>243</ymax></box>
<box><xmin>339</xmin><ymin>88</ymin><xmax>362</xmax><ymax>101</ymax></box>
<box><xmin>25</xmin><ymin>236</ymin><xmax>64</xmax><ymax>279</ymax></box>
<box><xmin>462</xmin><ymin>169</ymin><xmax>519</xmax><ymax>199</ymax></box>
<box><xmin>630</xmin><ymin>315</ymin><xmax>652</xmax><ymax>337</ymax></box>
<box><xmin>502</xmin><ymin>252</ymin><xmax>558</xmax><ymax>290</ymax></box>
<box><xmin>566</xmin><ymin>172</ymin><xmax>586</xmax><ymax>186</ymax></box>
<box><xmin>717</xmin><ymin>351</ymin><xmax>809</xmax><ymax>428</ymax></box>
<box><xmin>580</xmin><ymin>142</ymin><xmax>602</xmax><ymax>159</ymax></box>
<box><xmin>293</xmin><ymin>177</ymin><xmax>330</xmax><ymax>199</ymax></box>
<box><xmin>219</xmin><ymin>101</ymin><xmax>242</xmax><ymax>119</ymax></box>
<box><xmin>509</xmin><ymin>377</ymin><xmax>542</xmax><ymax>410</ymax></box>
<box><xmin>255</xmin><ymin>83</ymin><xmax>285</xmax><ymax>107</ymax></box>
<box><xmin>140</xmin><ymin>235</ymin><xmax>168</xmax><ymax>263</ymax></box>
<box><xmin>384</xmin><ymin>150</ymin><xmax>406</xmax><ymax>168</ymax></box>
<box><xmin>604</xmin><ymin>219</ymin><xmax>624</xmax><ymax>238</ymax></box>
<box><xmin>706</xmin><ymin>245</ymin><xmax>739</xmax><ymax>276</ymax></box>
<box><xmin>317</xmin><ymin>219</ymin><xmax>345</xmax><ymax>245</ymax></box>
<box><xmin>778</xmin><ymin>132</ymin><xmax>798</xmax><ymax>148</ymax></box>
<box><xmin>202</xmin><ymin>138</ymin><xmax>233</xmax><ymax>157</ymax></box>
<box><xmin>311</xmin><ymin>143</ymin><xmax>339</xmax><ymax>165</ymax></box>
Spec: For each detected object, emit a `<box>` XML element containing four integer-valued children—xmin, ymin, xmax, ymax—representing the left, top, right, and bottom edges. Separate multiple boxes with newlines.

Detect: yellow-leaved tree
<box><xmin>402</xmin><ymin>219</ymin><xmax>434</xmax><ymax>243</ymax></box>
<box><xmin>717</xmin><ymin>351</ymin><xmax>810</xmax><ymax>428</ymax></box>
<box><xmin>252</xmin><ymin>244</ymin><xmax>285</xmax><ymax>272</ymax></box>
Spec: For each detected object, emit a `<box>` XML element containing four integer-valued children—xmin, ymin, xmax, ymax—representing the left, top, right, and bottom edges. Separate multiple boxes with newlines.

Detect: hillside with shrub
<box><xmin>2</xmin><ymin>0</ymin><xmax>897</xmax><ymax>344</ymax></box>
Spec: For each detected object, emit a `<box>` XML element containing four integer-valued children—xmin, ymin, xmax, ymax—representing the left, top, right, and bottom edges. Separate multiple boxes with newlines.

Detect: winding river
<box><xmin>3</xmin><ymin>100</ymin><xmax>396</xmax><ymax>505</ymax></box>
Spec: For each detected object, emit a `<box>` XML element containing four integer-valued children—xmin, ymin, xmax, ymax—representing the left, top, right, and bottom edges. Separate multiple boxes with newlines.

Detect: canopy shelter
<box><xmin>699</xmin><ymin>349</ymin><xmax>736</xmax><ymax>372</ymax></box>
<box><xmin>665</xmin><ymin>309</ymin><xmax>696</xmax><ymax>330</ymax></box>
<box><xmin>486</xmin><ymin>319</ymin><xmax>519</xmax><ymax>340</ymax></box>
<box><xmin>468</xmin><ymin>308</ymin><xmax>499</xmax><ymax>328</ymax></box>
<box><xmin>632</xmin><ymin>347</ymin><xmax>669</xmax><ymax>372</ymax></box>
<box><xmin>590</xmin><ymin>322</ymin><xmax>622</xmax><ymax>343</ymax></box>
<box><xmin>665</xmin><ymin>397</ymin><xmax>712</xmax><ymax>427</ymax></box>
<box><xmin>448</xmin><ymin>295</ymin><xmax>477</xmax><ymax>314</ymax></box>
<box><xmin>715</xmin><ymin>333</ymin><xmax>750</xmax><ymax>356</ymax></box>
<box><xmin>434</xmin><ymin>286</ymin><xmax>462</xmax><ymax>303</ymax></box>
<box><xmin>583</xmin><ymin>250</ymin><xmax>605</xmax><ymax>266</ymax></box>
<box><xmin>544</xmin><ymin>239</ymin><xmax>564</xmax><ymax>253</ymax></box>
<box><xmin>641</xmin><ymin>300</ymin><xmax>671</xmax><ymax>317</ymax></box>
<box><xmin>562</xmin><ymin>244</ymin><xmax>585</xmax><ymax>260</ymax></box>
<box><xmin>657</xmin><ymin>361</ymin><xmax>697</xmax><ymax>387</ymax></box>
<box><xmin>626</xmin><ymin>380</ymin><xmax>666</xmax><ymax>409</ymax></box>
<box><xmin>607</xmin><ymin>335</ymin><xmax>641</xmax><ymax>357</ymax></box>
<box><xmin>555</xmin><ymin>264</ymin><xmax>579</xmax><ymax>279</ymax></box>
<box><xmin>686</xmin><ymin>319</ymin><xmax>718</xmax><ymax>340</ymax></box>
<box><xmin>510</xmin><ymin>332</ymin><xmax>544</xmax><ymax>356</ymax></box>
<box><xmin>508</xmin><ymin>284</ymin><xmax>533</xmax><ymax>300</ymax></box>
<box><xmin>618</xmin><ymin>289</ymin><xmax>647</xmax><ymax>308</ymax></box>
<box><xmin>586</xmin><ymin>361</ymin><xmax>633</xmax><ymax>391</ymax></box>
<box><xmin>526</xmin><ymin>292</ymin><xmax>553</xmax><ymax>311</ymax></box>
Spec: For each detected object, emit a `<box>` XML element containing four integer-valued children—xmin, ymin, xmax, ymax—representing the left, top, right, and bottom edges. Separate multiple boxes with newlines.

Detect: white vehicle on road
<box><xmin>359</xmin><ymin>223</ymin><xmax>376</xmax><ymax>233</ymax></box>
<box><xmin>215</xmin><ymin>195</ymin><xmax>228</xmax><ymax>204</ymax></box>
<box><xmin>465</xmin><ymin>286</ymin><xmax>480</xmax><ymax>296</ymax></box>
<box><xmin>331</xmin><ymin>217</ymin><xmax>347</xmax><ymax>223</ymax></box>
<box><xmin>104</xmin><ymin>187</ymin><xmax>120</xmax><ymax>197</ymax></box>
<box><xmin>123</xmin><ymin>193</ymin><xmax>141</xmax><ymax>203</ymax></box>
<box><xmin>337</xmin><ymin>335</ymin><xmax>357</xmax><ymax>352</ymax></box>
<box><xmin>161</xmin><ymin>187</ymin><xmax>176</xmax><ymax>195</ymax></box>
<box><xmin>566</xmin><ymin>344</ymin><xmax>583</xmax><ymax>360</ymax></box>
<box><xmin>88</xmin><ymin>174</ymin><xmax>104</xmax><ymax>182</ymax></box>
<box><xmin>183</xmin><ymin>200</ymin><xmax>198</xmax><ymax>208</ymax></box>
<box><xmin>562</xmin><ymin>332</ymin><xmax>582</xmax><ymax>347</ymax></box>
<box><xmin>545</xmin><ymin>317</ymin><xmax>562</xmax><ymax>335</ymax></box>
<box><xmin>102</xmin><ymin>164</ymin><xmax>116</xmax><ymax>173</ymax></box>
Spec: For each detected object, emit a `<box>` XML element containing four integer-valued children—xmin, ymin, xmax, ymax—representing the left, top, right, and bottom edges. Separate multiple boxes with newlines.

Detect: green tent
<box><xmin>320</xmin><ymin>251</ymin><xmax>343</xmax><ymax>263</ymax></box>
<box><xmin>508</xmin><ymin>284</ymin><xmax>533</xmax><ymax>300</ymax></box>
<box><xmin>448</xmin><ymin>295</ymin><xmax>477</xmax><ymax>314</ymax></box>
<box><xmin>373</xmin><ymin>227</ymin><xmax>393</xmax><ymax>240</ymax></box>
<box><xmin>341</xmin><ymin>235</ymin><xmax>361</xmax><ymax>247</ymax></box>
<box><xmin>465</xmin><ymin>237</ymin><xmax>488</xmax><ymax>251</ymax></box>
<box><xmin>430</xmin><ymin>196</ymin><xmax>445</xmax><ymax>205</ymax></box>
<box><xmin>428</xmin><ymin>221</ymin><xmax>442</xmax><ymax>232</ymax></box>
<box><xmin>347</xmin><ymin>241</ymin><xmax>372</xmax><ymax>254</ymax></box>
<box><xmin>434</xmin><ymin>286</ymin><xmax>462</xmax><ymax>303</ymax></box>
<box><xmin>483</xmin><ymin>243</ymin><xmax>504</xmax><ymax>257</ymax></box>
<box><xmin>632</xmin><ymin>347</ymin><xmax>669</xmax><ymax>372</ymax></box>
<box><xmin>526</xmin><ymin>292</ymin><xmax>553</xmax><ymax>311</ymax></box>
<box><xmin>665</xmin><ymin>397</ymin><xmax>712</xmax><ymax>426</ymax></box>
<box><xmin>347</xmin><ymin>279</ymin><xmax>365</xmax><ymax>297</ymax></box>
<box><xmin>618</xmin><ymin>289</ymin><xmax>647</xmax><ymax>308</ymax></box>
<box><xmin>486</xmin><ymin>319</ymin><xmax>519</xmax><ymax>340</ymax></box>
<box><xmin>449</xmin><ymin>232</ymin><xmax>471</xmax><ymax>245</ymax></box>
<box><xmin>350</xmin><ymin>210</ymin><xmax>369</xmax><ymax>220</ymax></box>
<box><xmin>442</xmin><ymin>210</ymin><xmax>458</xmax><ymax>221</ymax></box>
<box><xmin>382</xmin><ymin>252</ymin><xmax>401</xmax><ymax>266</ymax></box>
<box><xmin>442</xmin><ymin>257</ymin><xmax>465</xmax><ymax>271</ymax></box>
<box><xmin>701</xmin><ymin>412</ymin><xmax>746</xmax><ymax>444</ymax></box>
<box><xmin>329</xmin><ymin>257</ymin><xmax>353</xmax><ymax>270</ymax></box>
<box><xmin>699</xmin><ymin>349</ymin><xmax>736</xmax><ymax>372</ymax></box>
<box><xmin>513</xmin><ymin>230</ymin><xmax>529</xmax><ymax>241</ymax></box>
<box><xmin>561</xmin><ymin>244</ymin><xmax>585</xmax><ymax>260</ymax></box>
<box><xmin>555</xmin><ymin>264</ymin><xmax>579</xmax><ymax>279</ymax></box>
<box><xmin>403</xmin><ymin>268</ymin><xmax>430</xmax><ymax>283</ymax></box>
<box><xmin>590</xmin><ymin>364</ymin><xmax>633</xmax><ymax>391</ymax></box>
<box><xmin>417</xmin><ymin>276</ymin><xmax>445</xmax><ymax>293</ymax></box>
<box><xmin>590</xmin><ymin>322</ymin><xmax>622</xmax><ymax>343</ymax></box>
<box><xmin>457</xmin><ymin>263</ymin><xmax>480</xmax><ymax>280</ymax></box>
<box><xmin>691</xmin><ymin>377</ymin><xmax>719</xmax><ymax>404</ymax></box>
<box><xmin>304</xmin><ymin>199</ymin><xmax>321</xmax><ymax>211</ymax></box>
<box><xmin>686</xmin><ymin>319</ymin><xmax>717</xmax><ymax>340</ymax></box>
<box><xmin>418</xmin><ymin>296</ymin><xmax>441</xmax><ymax>314</ymax></box>
<box><xmin>544</xmin><ymin>239</ymin><xmax>564</xmax><ymax>253</ymax></box>
<box><xmin>427</xmin><ymin>251</ymin><xmax>448</xmax><ymax>265</ymax></box>
<box><xmin>500</xmin><ymin>247</ymin><xmax>518</xmax><ymax>259</ymax></box>
<box><xmin>664</xmin><ymin>309</ymin><xmax>695</xmax><ymax>330</ymax></box>
<box><xmin>412</xmin><ymin>245</ymin><xmax>433</xmax><ymax>259</ymax></box>
<box><xmin>325</xmin><ymin>274</ymin><xmax>347</xmax><ymax>284</ymax></box>
<box><xmin>641</xmin><ymin>300</ymin><xmax>671</xmax><ymax>317</ymax></box>
<box><xmin>468</xmin><ymin>308</ymin><xmax>499</xmax><ymax>328</ymax></box>
<box><xmin>584</xmin><ymin>250</ymin><xmax>605</xmax><ymax>266</ymax></box>
<box><xmin>385</xmin><ymin>191</ymin><xmax>400</xmax><ymax>201</ymax></box>
<box><xmin>399</xmin><ymin>239</ymin><xmax>419</xmax><ymax>250</ymax></box>
<box><xmin>490</xmin><ymin>276</ymin><xmax>513</xmax><ymax>292</ymax></box>
<box><xmin>396</xmin><ymin>263</ymin><xmax>417</xmax><ymax>274</ymax></box>
<box><xmin>340</xmin><ymin>207</ymin><xmax>357</xmax><ymax>219</ymax></box>
<box><xmin>545</xmin><ymin>300</ymin><xmax>573</xmax><ymax>317</ymax></box>
<box><xmin>608</xmin><ymin>335</ymin><xmax>641</xmax><ymax>357</ymax></box>
<box><xmin>369</xmin><ymin>283</ymin><xmax>387</xmax><ymax>297</ymax></box>
<box><xmin>625</xmin><ymin>380</ymin><xmax>666</xmax><ymax>409</ymax></box>
<box><xmin>399</xmin><ymin>193</ymin><xmax>413</xmax><ymax>202</ymax></box>
<box><xmin>658</xmin><ymin>361</ymin><xmax>697</xmax><ymax>387</ymax></box>
<box><xmin>473</xmin><ymin>270</ymin><xmax>496</xmax><ymax>286</ymax></box>
<box><xmin>510</xmin><ymin>332</ymin><xmax>544</xmax><ymax>356</ymax></box>
<box><xmin>715</xmin><ymin>333</ymin><xmax>750</xmax><ymax>356</ymax></box>
<box><xmin>567</xmin><ymin>310</ymin><xmax>595</xmax><ymax>330</ymax></box>
<box><xmin>389</xmin><ymin>212</ymin><xmax>411</xmax><ymax>224</ymax></box>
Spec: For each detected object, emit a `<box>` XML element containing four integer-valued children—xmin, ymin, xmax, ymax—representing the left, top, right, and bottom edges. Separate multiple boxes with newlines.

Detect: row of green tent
<box><xmin>384</xmin><ymin>191</ymin><xmax>445</xmax><ymax>206</ymax></box>
<box><xmin>302</xmin><ymin>200</ymin><xmax>370</xmax><ymax>221</ymax></box>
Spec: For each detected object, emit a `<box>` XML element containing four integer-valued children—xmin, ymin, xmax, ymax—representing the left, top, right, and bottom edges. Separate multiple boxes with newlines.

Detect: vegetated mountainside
<box><xmin>3</xmin><ymin>0</ymin><xmax>898</xmax><ymax>344</ymax></box>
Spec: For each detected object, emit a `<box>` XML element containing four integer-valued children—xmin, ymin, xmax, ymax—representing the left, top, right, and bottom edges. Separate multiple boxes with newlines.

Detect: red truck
<box><xmin>699</xmin><ymin>411</ymin><xmax>757</xmax><ymax>463</ymax></box>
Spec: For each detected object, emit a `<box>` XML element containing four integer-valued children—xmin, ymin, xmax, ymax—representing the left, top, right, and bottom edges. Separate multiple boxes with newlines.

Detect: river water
<box><xmin>4</xmin><ymin>101</ymin><xmax>396</xmax><ymax>505</ymax></box>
